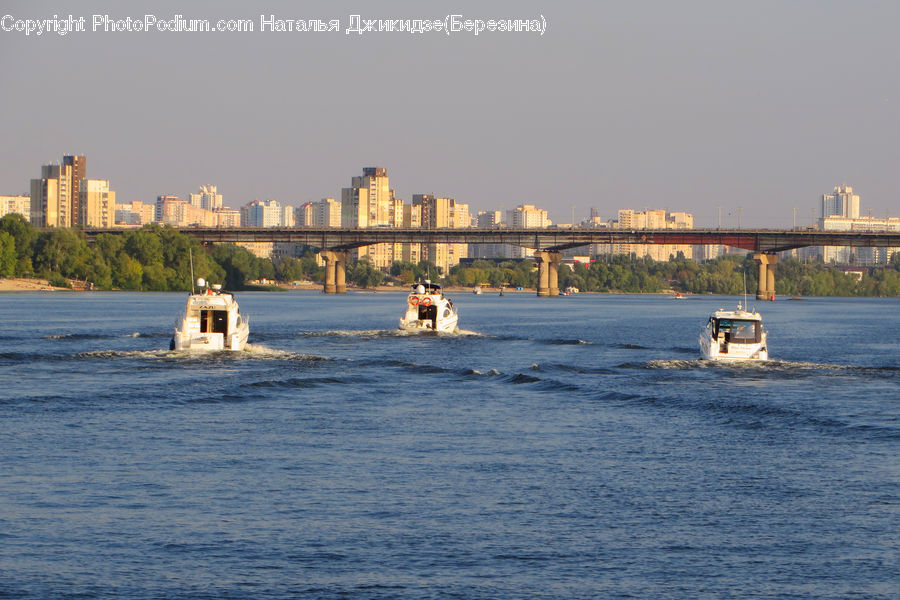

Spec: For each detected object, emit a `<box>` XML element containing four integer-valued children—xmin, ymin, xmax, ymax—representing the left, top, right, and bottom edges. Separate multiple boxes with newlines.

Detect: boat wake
<box><xmin>622</xmin><ymin>358</ymin><xmax>900</xmax><ymax>376</ymax></box>
<box><xmin>69</xmin><ymin>346</ymin><xmax>331</xmax><ymax>363</ymax></box>
<box><xmin>298</xmin><ymin>328</ymin><xmax>483</xmax><ymax>338</ymax></box>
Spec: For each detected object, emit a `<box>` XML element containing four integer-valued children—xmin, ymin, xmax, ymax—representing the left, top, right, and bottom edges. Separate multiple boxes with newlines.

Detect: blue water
<box><xmin>0</xmin><ymin>291</ymin><xmax>897</xmax><ymax>599</ymax></box>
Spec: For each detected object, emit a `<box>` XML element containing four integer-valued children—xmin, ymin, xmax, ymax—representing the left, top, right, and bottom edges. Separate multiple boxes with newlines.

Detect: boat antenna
<box><xmin>189</xmin><ymin>248</ymin><xmax>195</xmax><ymax>294</ymax></box>
<box><xmin>742</xmin><ymin>268</ymin><xmax>748</xmax><ymax>311</ymax></box>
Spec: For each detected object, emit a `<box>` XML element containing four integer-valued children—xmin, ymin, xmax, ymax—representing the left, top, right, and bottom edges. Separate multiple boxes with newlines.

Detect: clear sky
<box><xmin>2</xmin><ymin>0</ymin><xmax>898</xmax><ymax>227</ymax></box>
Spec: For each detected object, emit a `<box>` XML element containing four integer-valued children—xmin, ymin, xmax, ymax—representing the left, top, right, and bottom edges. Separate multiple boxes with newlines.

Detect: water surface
<box><xmin>0</xmin><ymin>291</ymin><xmax>897</xmax><ymax>598</ymax></box>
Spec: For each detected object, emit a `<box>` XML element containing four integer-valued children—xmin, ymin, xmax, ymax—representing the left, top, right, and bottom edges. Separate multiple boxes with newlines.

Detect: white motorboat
<box><xmin>171</xmin><ymin>278</ymin><xmax>250</xmax><ymax>351</ymax></box>
<box><xmin>699</xmin><ymin>303</ymin><xmax>768</xmax><ymax>361</ymax></box>
<box><xmin>399</xmin><ymin>280</ymin><xmax>459</xmax><ymax>333</ymax></box>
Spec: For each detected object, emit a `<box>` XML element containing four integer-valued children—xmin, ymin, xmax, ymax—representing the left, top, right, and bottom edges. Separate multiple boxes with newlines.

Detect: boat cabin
<box><xmin>707</xmin><ymin>316</ymin><xmax>762</xmax><ymax>345</ymax></box>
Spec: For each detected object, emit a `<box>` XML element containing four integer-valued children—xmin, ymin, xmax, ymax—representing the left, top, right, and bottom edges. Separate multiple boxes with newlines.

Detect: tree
<box><xmin>211</xmin><ymin>243</ymin><xmax>261</xmax><ymax>289</ymax></box>
<box><xmin>276</xmin><ymin>257</ymin><xmax>305</xmax><ymax>282</ymax></box>
<box><xmin>32</xmin><ymin>228</ymin><xmax>90</xmax><ymax>277</ymax></box>
<box><xmin>0</xmin><ymin>214</ymin><xmax>36</xmax><ymax>275</ymax></box>
<box><xmin>0</xmin><ymin>231</ymin><xmax>15</xmax><ymax>277</ymax></box>
<box><xmin>113</xmin><ymin>254</ymin><xmax>143</xmax><ymax>289</ymax></box>
<box><xmin>348</xmin><ymin>258</ymin><xmax>385</xmax><ymax>288</ymax></box>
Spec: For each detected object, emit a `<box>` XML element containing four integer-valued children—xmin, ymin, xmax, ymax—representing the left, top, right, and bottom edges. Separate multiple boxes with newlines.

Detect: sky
<box><xmin>2</xmin><ymin>0</ymin><xmax>899</xmax><ymax>228</ymax></box>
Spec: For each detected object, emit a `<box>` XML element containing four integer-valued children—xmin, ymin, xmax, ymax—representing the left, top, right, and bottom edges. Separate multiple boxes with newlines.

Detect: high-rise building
<box><xmin>605</xmin><ymin>209</ymin><xmax>694</xmax><ymax>260</ymax></box>
<box><xmin>214</xmin><ymin>208</ymin><xmax>241</xmax><ymax>228</ymax></box>
<box><xmin>115</xmin><ymin>201</ymin><xmax>155</xmax><ymax>225</ymax></box>
<box><xmin>341</xmin><ymin>167</ymin><xmax>401</xmax><ymax>228</ymax></box>
<box><xmin>30</xmin><ymin>163</ymin><xmax>74</xmax><ymax>227</ymax></box>
<box><xmin>156</xmin><ymin>195</ymin><xmax>181</xmax><ymax>223</ymax></box>
<box><xmin>341</xmin><ymin>167</ymin><xmax>402</xmax><ymax>268</ymax></box>
<box><xmin>822</xmin><ymin>185</ymin><xmax>860</xmax><ymax>219</ymax></box>
<box><xmin>63</xmin><ymin>155</ymin><xmax>86</xmax><ymax>226</ymax></box>
<box><xmin>412</xmin><ymin>194</ymin><xmax>470</xmax><ymax>272</ymax></box>
<box><xmin>295</xmin><ymin>202</ymin><xmax>314</xmax><ymax>226</ymax></box>
<box><xmin>28</xmin><ymin>154</ymin><xmax>93</xmax><ymax>228</ymax></box>
<box><xmin>242</xmin><ymin>200</ymin><xmax>282</xmax><ymax>227</ymax></box>
<box><xmin>282</xmin><ymin>205</ymin><xmax>295</xmax><ymax>227</ymax></box>
<box><xmin>402</xmin><ymin>203</ymin><xmax>422</xmax><ymax>264</ymax></box>
<box><xmin>316</xmin><ymin>198</ymin><xmax>341</xmax><ymax>227</ymax></box>
<box><xmin>189</xmin><ymin>185</ymin><xmax>223</xmax><ymax>211</ymax></box>
<box><xmin>818</xmin><ymin>185</ymin><xmax>897</xmax><ymax>264</ymax></box>
<box><xmin>476</xmin><ymin>210</ymin><xmax>503</xmax><ymax>228</ymax></box>
<box><xmin>298</xmin><ymin>198</ymin><xmax>343</xmax><ymax>227</ymax></box>
<box><xmin>503</xmin><ymin>204</ymin><xmax>552</xmax><ymax>258</ymax></box>
<box><xmin>0</xmin><ymin>195</ymin><xmax>31</xmax><ymax>221</ymax></box>
<box><xmin>469</xmin><ymin>210</ymin><xmax>507</xmax><ymax>258</ymax></box>
<box><xmin>80</xmin><ymin>179</ymin><xmax>115</xmax><ymax>227</ymax></box>
<box><xmin>507</xmin><ymin>204</ymin><xmax>551</xmax><ymax>228</ymax></box>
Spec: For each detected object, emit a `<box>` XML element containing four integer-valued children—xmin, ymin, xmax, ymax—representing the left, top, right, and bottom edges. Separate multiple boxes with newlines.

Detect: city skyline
<box><xmin>3</xmin><ymin>1</ymin><xmax>900</xmax><ymax>227</ymax></box>
<box><xmin>12</xmin><ymin>154</ymin><xmax>890</xmax><ymax>230</ymax></box>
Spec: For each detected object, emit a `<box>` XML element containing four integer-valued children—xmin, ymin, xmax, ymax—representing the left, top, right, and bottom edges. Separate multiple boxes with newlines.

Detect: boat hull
<box><xmin>173</xmin><ymin>325</ymin><xmax>249</xmax><ymax>352</ymax></box>
<box><xmin>699</xmin><ymin>332</ymin><xmax>768</xmax><ymax>361</ymax></box>
<box><xmin>399</xmin><ymin>313</ymin><xmax>459</xmax><ymax>333</ymax></box>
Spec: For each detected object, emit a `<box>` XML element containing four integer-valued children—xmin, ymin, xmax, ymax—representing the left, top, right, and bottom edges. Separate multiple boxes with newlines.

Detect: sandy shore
<box><xmin>0</xmin><ymin>277</ymin><xmax>65</xmax><ymax>292</ymax></box>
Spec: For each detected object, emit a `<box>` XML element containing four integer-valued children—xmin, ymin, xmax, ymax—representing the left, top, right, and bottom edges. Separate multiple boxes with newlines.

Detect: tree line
<box><xmin>0</xmin><ymin>215</ymin><xmax>321</xmax><ymax>290</ymax></box>
<box><xmin>443</xmin><ymin>254</ymin><xmax>900</xmax><ymax>297</ymax></box>
<box><xmin>2</xmin><ymin>214</ymin><xmax>898</xmax><ymax>296</ymax></box>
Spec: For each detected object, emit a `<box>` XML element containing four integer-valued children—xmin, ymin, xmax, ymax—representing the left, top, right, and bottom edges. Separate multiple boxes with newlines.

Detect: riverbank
<box><xmin>0</xmin><ymin>277</ymin><xmax>65</xmax><ymax>292</ymax></box>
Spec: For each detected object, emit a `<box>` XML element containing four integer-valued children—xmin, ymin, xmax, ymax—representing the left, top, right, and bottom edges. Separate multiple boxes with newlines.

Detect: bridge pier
<box><xmin>321</xmin><ymin>250</ymin><xmax>348</xmax><ymax>294</ymax></box>
<box><xmin>753</xmin><ymin>253</ymin><xmax>778</xmax><ymax>301</ymax></box>
<box><xmin>534</xmin><ymin>250</ymin><xmax>562</xmax><ymax>297</ymax></box>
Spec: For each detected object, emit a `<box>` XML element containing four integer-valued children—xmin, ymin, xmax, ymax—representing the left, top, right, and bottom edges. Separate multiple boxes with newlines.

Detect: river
<box><xmin>0</xmin><ymin>291</ymin><xmax>897</xmax><ymax>599</ymax></box>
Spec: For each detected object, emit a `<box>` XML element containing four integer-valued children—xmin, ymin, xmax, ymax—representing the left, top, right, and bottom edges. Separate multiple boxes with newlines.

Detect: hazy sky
<box><xmin>2</xmin><ymin>0</ymin><xmax>898</xmax><ymax>227</ymax></box>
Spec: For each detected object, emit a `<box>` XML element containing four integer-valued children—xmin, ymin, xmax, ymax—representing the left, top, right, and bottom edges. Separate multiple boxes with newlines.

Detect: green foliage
<box><xmin>0</xmin><ymin>231</ymin><xmax>16</xmax><ymax>277</ymax></box>
<box><xmin>275</xmin><ymin>252</ymin><xmax>323</xmax><ymax>283</ymax></box>
<box><xmin>348</xmin><ymin>258</ymin><xmax>385</xmax><ymax>288</ymax></box>
<box><xmin>211</xmin><ymin>243</ymin><xmax>267</xmax><ymax>289</ymax></box>
<box><xmin>0</xmin><ymin>214</ymin><xmax>37</xmax><ymax>275</ymax></box>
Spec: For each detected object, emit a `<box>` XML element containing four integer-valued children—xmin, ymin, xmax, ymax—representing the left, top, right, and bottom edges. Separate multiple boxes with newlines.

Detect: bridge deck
<box><xmin>80</xmin><ymin>227</ymin><xmax>900</xmax><ymax>253</ymax></box>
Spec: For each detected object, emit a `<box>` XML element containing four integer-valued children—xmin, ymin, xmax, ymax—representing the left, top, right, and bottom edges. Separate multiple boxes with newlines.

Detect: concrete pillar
<box><xmin>320</xmin><ymin>250</ymin><xmax>349</xmax><ymax>294</ymax></box>
<box><xmin>335</xmin><ymin>252</ymin><xmax>348</xmax><ymax>294</ymax></box>
<box><xmin>534</xmin><ymin>250</ymin><xmax>562</xmax><ymax>297</ymax></box>
<box><xmin>534</xmin><ymin>251</ymin><xmax>550</xmax><ymax>297</ymax></box>
<box><xmin>756</xmin><ymin>259</ymin><xmax>767</xmax><ymax>300</ymax></box>
<box><xmin>548</xmin><ymin>253</ymin><xmax>561</xmax><ymax>297</ymax></box>
<box><xmin>753</xmin><ymin>253</ymin><xmax>778</xmax><ymax>301</ymax></box>
<box><xmin>321</xmin><ymin>250</ymin><xmax>338</xmax><ymax>294</ymax></box>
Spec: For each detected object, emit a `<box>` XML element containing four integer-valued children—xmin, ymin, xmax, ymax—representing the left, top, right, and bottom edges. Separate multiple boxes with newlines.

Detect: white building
<box><xmin>820</xmin><ymin>214</ymin><xmax>900</xmax><ymax>265</ymax></box>
<box><xmin>504</xmin><ymin>204</ymin><xmax>552</xmax><ymax>258</ymax></box>
<box><xmin>189</xmin><ymin>185</ymin><xmax>223</xmax><ymax>211</ymax></box>
<box><xmin>822</xmin><ymin>184</ymin><xmax>860</xmax><ymax>220</ymax></box>
<box><xmin>601</xmin><ymin>209</ymin><xmax>694</xmax><ymax>261</ymax></box>
<box><xmin>295</xmin><ymin>198</ymin><xmax>342</xmax><ymax>228</ymax></box>
<box><xmin>817</xmin><ymin>185</ymin><xmax>897</xmax><ymax>264</ymax></box>
<box><xmin>242</xmin><ymin>200</ymin><xmax>282</xmax><ymax>227</ymax></box>
<box><xmin>0</xmin><ymin>195</ymin><xmax>30</xmax><ymax>220</ymax></box>
<box><xmin>79</xmin><ymin>179</ymin><xmax>115</xmax><ymax>227</ymax></box>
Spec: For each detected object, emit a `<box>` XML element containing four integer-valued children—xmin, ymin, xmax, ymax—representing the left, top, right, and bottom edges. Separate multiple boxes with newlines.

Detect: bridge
<box><xmin>82</xmin><ymin>227</ymin><xmax>900</xmax><ymax>299</ymax></box>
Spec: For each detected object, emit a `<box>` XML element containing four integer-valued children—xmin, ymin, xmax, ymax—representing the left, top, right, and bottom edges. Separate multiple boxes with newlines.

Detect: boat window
<box><xmin>730</xmin><ymin>320</ymin><xmax>760</xmax><ymax>343</ymax></box>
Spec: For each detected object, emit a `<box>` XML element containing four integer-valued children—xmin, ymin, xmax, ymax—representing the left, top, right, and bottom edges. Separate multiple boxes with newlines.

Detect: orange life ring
<box><xmin>422</xmin><ymin>297</ymin><xmax>432</xmax><ymax>306</ymax></box>
<box><xmin>409</xmin><ymin>296</ymin><xmax>419</xmax><ymax>306</ymax></box>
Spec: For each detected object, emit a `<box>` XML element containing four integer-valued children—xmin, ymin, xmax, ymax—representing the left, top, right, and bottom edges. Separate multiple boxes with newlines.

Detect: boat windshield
<box><xmin>715</xmin><ymin>318</ymin><xmax>760</xmax><ymax>343</ymax></box>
